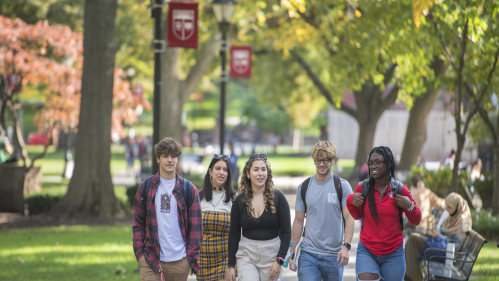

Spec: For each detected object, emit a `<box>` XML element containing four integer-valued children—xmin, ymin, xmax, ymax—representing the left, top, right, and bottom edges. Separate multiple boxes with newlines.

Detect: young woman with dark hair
<box><xmin>226</xmin><ymin>154</ymin><xmax>291</xmax><ymax>281</ymax></box>
<box><xmin>197</xmin><ymin>154</ymin><xmax>237</xmax><ymax>281</ymax></box>
<box><xmin>347</xmin><ymin>146</ymin><xmax>422</xmax><ymax>281</ymax></box>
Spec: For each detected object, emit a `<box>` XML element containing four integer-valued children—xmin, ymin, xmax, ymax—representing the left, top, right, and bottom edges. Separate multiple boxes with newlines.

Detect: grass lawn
<box><xmin>0</xmin><ymin>225</ymin><xmax>137</xmax><ymax>281</ymax></box>
<box><xmin>472</xmin><ymin>241</ymin><xmax>499</xmax><ymax>280</ymax></box>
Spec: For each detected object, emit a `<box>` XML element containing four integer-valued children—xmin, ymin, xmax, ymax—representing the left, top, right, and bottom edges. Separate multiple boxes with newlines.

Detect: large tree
<box><xmin>248</xmin><ymin>0</ymin><xmax>431</xmax><ymax>174</ymax></box>
<box><xmin>52</xmin><ymin>0</ymin><xmax>120</xmax><ymax>217</ymax></box>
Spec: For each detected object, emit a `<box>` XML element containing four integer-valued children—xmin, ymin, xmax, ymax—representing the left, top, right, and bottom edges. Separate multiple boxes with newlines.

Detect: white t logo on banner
<box><xmin>232</xmin><ymin>50</ymin><xmax>250</xmax><ymax>74</ymax></box>
<box><xmin>172</xmin><ymin>10</ymin><xmax>195</xmax><ymax>41</ymax></box>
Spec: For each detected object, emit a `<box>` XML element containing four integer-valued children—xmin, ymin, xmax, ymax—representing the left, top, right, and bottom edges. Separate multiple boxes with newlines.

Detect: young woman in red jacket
<box><xmin>347</xmin><ymin>146</ymin><xmax>422</xmax><ymax>281</ymax></box>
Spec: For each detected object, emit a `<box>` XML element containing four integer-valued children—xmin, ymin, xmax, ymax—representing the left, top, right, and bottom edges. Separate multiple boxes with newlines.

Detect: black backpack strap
<box><xmin>391</xmin><ymin>178</ymin><xmax>404</xmax><ymax>231</ymax></box>
<box><xmin>361</xmin><ymin>179</ymin><xmax>369</xmax><ymax>199</ymax></box>
<box><xmin>301</xmin><ymin>177</ymin><xmax>311</xmax><ymax>214</ymax></box>
<box><xmin>333</xmin><ymin>174</ymin><xmax>345</xmax><ymax>229</ymax></box>
<box><xmin>300</xmin><ymin>177</ymin><xmax>311</xmax><ymax>237</ymax></box>
<box><xmin>141</xmin><ymin>176</ymin><xmax>154</xmax><ymax>206</ymax></box>
<box><xmin>183</xmin><ymin>179</ymin><xmax>192</xmax><ymax>208</ymax></box>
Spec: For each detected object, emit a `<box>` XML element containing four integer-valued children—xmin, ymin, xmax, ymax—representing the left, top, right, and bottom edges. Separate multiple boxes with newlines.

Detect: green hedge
<box><xmin>472</xmin><ymin>173</ymin><xmax>494</xmax><ymax>209</ymax></box>
<box><xmin>472</xmin><ymin>208</ymin><xmax>499</xmax><ymax>240</ymax></box>
<box><xmin>409</xmin><ymin>166</ymin><xmax>469</xmax><ymax>199</ymax></box>
<box><xmin>25</xmin><ymin>186</ymin><xmax>131</xmax><ymax>215</ymax></box>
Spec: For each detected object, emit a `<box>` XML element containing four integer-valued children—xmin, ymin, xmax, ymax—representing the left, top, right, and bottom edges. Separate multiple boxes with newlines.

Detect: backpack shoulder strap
<box><xmin>301</xmin><ymin>177</ymin><xmax>312</xmax><ymax>214</ymax></box>
<box><xmin>391</xmin><ymin>178</ymin><xmax>404</xmax><ymax>231</ymax></box>
<box><xmin>141</xmin><ymin>176</ymin><xmax>154</xmax><ymax>205</ymax></box>
<box><xmin>333</xmin><ymin>174</ymin><xmax>345</xmax><ymax>229</ymax></box>
<box><xmin>183</xmin><ymin>179</ymin><xmax>192</xmax><ymax>208</ymax></box>
<box><xmin>361</xmin><ymin>179</ymin><xmax>369</xmax><ymax>199</ymax></box>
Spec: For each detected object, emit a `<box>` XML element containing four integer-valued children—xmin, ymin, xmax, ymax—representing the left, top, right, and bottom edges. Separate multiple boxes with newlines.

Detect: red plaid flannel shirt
<box><xmin>132</xmin><ymin>172</ymin><xmax>203</xmax><ymax>274</ymax></box>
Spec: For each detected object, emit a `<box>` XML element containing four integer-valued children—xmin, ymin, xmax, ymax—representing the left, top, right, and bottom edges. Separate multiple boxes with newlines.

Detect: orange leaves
<box><xmin>1</xmin><ymin>16</ymin><xmax>149</xmax><ymax>139</ymax></box>
<box><xmin>412</xmin><ymin>0</ymin><xmax>440</xmax><ymax>28</ymax></box>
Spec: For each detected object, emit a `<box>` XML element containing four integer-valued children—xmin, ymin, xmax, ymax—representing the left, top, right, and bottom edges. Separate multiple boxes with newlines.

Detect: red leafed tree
<box><xmin>0</xmin><ymin>13</ymin><xmax>150</xmax><ymax>216</ymax></box>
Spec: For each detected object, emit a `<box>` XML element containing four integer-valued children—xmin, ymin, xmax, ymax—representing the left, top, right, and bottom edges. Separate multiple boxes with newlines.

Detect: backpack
<box><xmin>360</xmin><ymin>178</ymin><xmax>404</xmax><ymax>230</ymax></box>
<box><xmin>141</xmin><ymin>176</ymin><xmax>192</xmax><ymax>208</ymax></box>
<box><xmin>301</xmin><ymin>174</ymin><xmax>344</xmax><ymax>236</ymax></box>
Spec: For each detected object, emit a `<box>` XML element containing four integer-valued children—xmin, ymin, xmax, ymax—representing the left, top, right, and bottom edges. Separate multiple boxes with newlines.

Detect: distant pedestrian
<box><xmin>0</xmin><ymin>128</ymin><xmax>13</xmax><ymax>164</ymax></box>
<box><xmin>197</xmin><ymin>154</ymin><xmax>237</xmax><ymax>281</ymax></box>
<box><xmin>125</xmin><ymin>137</ymin><xmax>136</xmax><ymax>175</ymax></box>
<box><xmin>228</xmin><ymin>142</ymin><xmax>239</xmax><ymax>188</ymax></box>
<box><xmin>226</xmin><ymin>154</ymin><xmax>291</xmax><ymax>281</ymax></box>
<box><xmin>132</xmin><ymin>137</ymin><xmax>202</xmax><ymax>281</ymax></box>
<box><xmin>347</xmin><ymin>146</ymin><xmax>421</xmax><ymax>281</ymax></box>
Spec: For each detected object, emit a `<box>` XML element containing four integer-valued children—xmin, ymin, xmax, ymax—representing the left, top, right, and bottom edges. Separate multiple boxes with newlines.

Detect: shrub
<box><xmin>25</xmin><ymin>188</ymin><xmax>66</xmax><ymax>215</ymax></box>
<box><xmin>472</xmin><ymin>208</ymin><xmax>499</xmax><ymax>240</ymax></box>
<box><xmin>472</xmin><ymin>173</ymin><xmax>493</xmax><ymax>209</ymax></box>
<box><xmin>409</xmin><ymin>165</ymin><xmax>468</xmax><ymax>199</ymax></box>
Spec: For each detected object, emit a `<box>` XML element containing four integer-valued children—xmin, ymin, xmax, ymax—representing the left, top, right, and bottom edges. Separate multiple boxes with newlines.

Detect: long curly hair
<box><xmin>238</xmin><ymin>156</ymin><xmax>276</xmax><ymax>218</ymax></box>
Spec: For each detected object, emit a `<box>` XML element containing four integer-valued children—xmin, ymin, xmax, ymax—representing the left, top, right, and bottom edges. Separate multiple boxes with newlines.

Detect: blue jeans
<box><xmin>355</xmin><ymin>241</ymin><xmax>406</xmax><ymax>281</ymax></box>
<box><xmin>298</xmin><ymin>250</ymin><xmax>343</xmax><ymax>281</ymax></box>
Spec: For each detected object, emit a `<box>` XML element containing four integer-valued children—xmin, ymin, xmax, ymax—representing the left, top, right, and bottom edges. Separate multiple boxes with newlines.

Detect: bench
<box><xmin>420</xmin><ymin>229</ymin><xmax>487</xmax><ymax>281</ymax></box>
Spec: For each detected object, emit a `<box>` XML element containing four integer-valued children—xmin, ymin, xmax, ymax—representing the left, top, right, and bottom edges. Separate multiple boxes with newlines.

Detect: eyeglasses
<box><xmin>367</xmin><ymin>161</ymin><xmax>385</xmax><ymax>168</ymax></box>
<box><xmin>250</xmin><ymin>154</ymin><xmax>267</xmax><ymax>160</ymax></box>
<box><xmin>314</xmin><ymin>159</ymin><xmax>332</xmax><ymax>164</ymax></box>
<box><xmin>213</xmin><ymin>154</ymin><xmax>230</xmax><ymax>161</ymax></box>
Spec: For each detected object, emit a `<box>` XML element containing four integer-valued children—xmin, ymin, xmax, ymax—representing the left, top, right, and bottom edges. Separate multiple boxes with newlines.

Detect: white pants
<box><xmin>236</xmin><ymin>236</ymin><xmax>282</xmax><ymax>281</ymax></box>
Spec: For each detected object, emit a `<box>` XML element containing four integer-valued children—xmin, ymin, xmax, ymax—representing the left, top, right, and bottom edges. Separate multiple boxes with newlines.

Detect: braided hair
<box><xmin>362</xmin><ymin>146</ymin><xmax>396</xmax><ymax>227</ymax></box>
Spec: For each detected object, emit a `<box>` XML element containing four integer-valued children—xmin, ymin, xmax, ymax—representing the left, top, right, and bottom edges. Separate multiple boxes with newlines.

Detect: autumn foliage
<box><xmin>0</xmin><ymin>15</ymin><xmax>151</xmax><ymax>139</ymax></box>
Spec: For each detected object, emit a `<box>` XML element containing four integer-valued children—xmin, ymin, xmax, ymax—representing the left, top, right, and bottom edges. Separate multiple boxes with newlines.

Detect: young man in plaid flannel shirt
<box><xmin>133</xmin><ymin>137</ymin><xmax>203</xmax><ymax>281</ymax></box>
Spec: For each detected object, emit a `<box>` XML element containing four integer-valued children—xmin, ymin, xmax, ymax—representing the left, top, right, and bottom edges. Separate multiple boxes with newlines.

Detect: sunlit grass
<box><xmin>473</xmin><ymin>242</ymin><xmax>499</xmax><ymax>280</ymax></box>
<box><xmin>0</xmin><ymin>225</ymin><xmax>139</xmax><ymax>281</ymax></box>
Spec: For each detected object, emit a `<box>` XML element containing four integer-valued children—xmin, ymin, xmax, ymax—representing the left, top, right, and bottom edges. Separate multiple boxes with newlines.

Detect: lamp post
<box><xmin>212</xmin><ymin>0</ymin><xmax>237</xmax><ymax>155</ymax></box>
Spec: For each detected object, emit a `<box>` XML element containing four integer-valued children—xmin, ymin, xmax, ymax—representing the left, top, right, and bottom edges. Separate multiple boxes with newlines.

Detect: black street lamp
<box><xmin>125</xmin><ymin>65</ymin><xmax>136</xmax><ymax>87</ymax></box>
<box><xmin>212</xmin><ymin>0</ymin><xmax>237</xmax><ymax>155</ymax></box>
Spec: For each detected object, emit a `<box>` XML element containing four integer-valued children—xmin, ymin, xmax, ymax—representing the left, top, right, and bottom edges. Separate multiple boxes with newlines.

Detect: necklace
<box><xmin>213</xmin><ymin>186</ymin><xmax>224</xmax><ymax>192</ymax></box>
<box><xmin>377</xmin><ymin>183</ymin><xmax>389</xmax><ymax>202</ymax></box>
<box><xmin>210</xmin><ymin>191</ymin><xmax>225</xmax><ymax>208</ymax></box>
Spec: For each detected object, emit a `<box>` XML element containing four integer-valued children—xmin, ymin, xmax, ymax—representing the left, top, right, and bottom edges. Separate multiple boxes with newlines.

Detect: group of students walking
<box><xmin>132</xmin><ymin>137</ymin><xmax>470</xmax><ymax>281</ymax></box>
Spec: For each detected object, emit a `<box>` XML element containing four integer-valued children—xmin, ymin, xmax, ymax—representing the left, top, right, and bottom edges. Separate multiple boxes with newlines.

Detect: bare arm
<box><xmin>290</xmin><ymin>210</ymin><xmax>305</xmax><ymax>253</ymax></box>
<box><xmin>342</xmin><ymin>206</ymin><xmax>354</xmax><ymax>244</ymax></box>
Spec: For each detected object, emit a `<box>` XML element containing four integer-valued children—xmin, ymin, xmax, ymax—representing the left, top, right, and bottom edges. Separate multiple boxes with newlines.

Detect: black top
<box><xmin>228</xmin><ymin>189</ymin><xmax>291</xmax><ymax>267</ymax></box>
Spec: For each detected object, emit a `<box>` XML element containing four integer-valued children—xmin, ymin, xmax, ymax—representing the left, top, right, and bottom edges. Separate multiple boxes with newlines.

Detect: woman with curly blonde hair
<box><xmin>226</xmin><ymin>154</ymin><xmax>291</xmax><ymax>281</ymax></box>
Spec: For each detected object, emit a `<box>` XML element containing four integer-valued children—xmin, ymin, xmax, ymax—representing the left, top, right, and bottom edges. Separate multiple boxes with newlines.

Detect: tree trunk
<box><xmin>450</xmin><ymin>136</ymin><xmax>465</xmax><ymax>193</ymax></box>
<box><xmin>160</xmin><ymin>47</ymin><xmax>183</xmax><ymax>142</ymax></box>
<box><xmin>160</xmin><ymin>33</ymin><xmax>221</xmax><ymax>144</ymax></box>
<box><xmin>354</xmin><ymin>119</ymin><xmax>378</xmax><ymax>172</ymax></box>
<box><xmin>493</xmin><ymin>143</ymin><xmax>499</xmax><ymax>215</ymax></box>
<box><xmin>52</xmin><ymin>0</ymin><xmax>119</xmax><ymax>217</ymax></box>
<box><xmin>399</xmin><ymin>58</ymin><xmax>447</xmax><ymax>170</ymax></box>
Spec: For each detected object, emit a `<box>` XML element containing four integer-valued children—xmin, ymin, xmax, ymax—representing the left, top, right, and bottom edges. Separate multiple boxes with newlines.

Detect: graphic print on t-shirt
<box><xmin>328</xmin><ymin>193</ymin><xmax>338</xmax><ymax>204</ymax></box>
<box><xmin>160</xmin><ymin>192</ymin><xmax>171</xmax><ymax>213</ymax></box>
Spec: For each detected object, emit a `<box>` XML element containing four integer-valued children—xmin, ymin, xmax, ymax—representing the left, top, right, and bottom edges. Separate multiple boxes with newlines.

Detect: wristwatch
<box><xmin>275</xmin><ymin>257</ymin><xmax>284</xmax><ymax>265</ymax></box>
<box><xmin>343</xmin><ymin>243</ymin><xmax>351</xmax><ymax>250</ymax></box>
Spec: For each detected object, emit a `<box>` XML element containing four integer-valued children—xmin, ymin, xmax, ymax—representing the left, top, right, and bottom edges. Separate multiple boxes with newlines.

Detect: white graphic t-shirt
<box><xmin>155</xmin><ymin>177</ymin><xmax>186</xmax><ymax>262</ymax></box>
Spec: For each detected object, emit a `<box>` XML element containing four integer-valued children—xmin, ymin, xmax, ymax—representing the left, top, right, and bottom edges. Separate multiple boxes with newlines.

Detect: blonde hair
<box><xmin>311</xmin><ymin>140</ymin><xmax>337</xmax><ymax>161</ymax></box>
<box><xmin>238</xmin><ymin>156</ymin><xmax>276</xmax><ymax>217</ymax></box>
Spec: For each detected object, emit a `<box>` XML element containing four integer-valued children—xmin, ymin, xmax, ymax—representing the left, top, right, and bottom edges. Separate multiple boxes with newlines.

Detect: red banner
<box><xmin>167</xmin><ymin>2</ymin><xmax>199</xmax><ymax>49</ymax></box>
<box><xmin>230</xmin><ymin>46</ymin><xmax>252</xmax><ymax>78</ymax></box>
